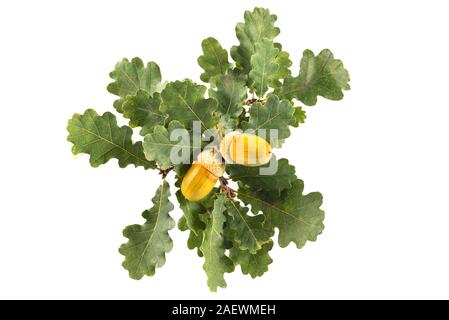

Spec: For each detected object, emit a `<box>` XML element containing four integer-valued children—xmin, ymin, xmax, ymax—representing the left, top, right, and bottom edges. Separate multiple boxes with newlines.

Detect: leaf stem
<box><xmin>245</xmin><ymin>98</ymin><xmax>267</xmax><ymax>106</ymax></box>
<box><xmin>158</xmin><ymin>167</ymin><xmax>174</xmax><ymax>179</ymax></box>
<box><xmin>219</xmin><ymin>176</ymin><xmax>236</xmax><ymax>198</ymax></box>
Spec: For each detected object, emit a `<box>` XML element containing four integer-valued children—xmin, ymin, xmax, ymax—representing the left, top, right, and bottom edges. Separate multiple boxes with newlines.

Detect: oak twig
<box><xmin>245</xmin><ymin>98</ymin><xmax>267</xmax><ymax>106</ymax></box>
<box><xmin>219</xmin><ymin>176</ymin><xmax>236</xmax><ymax>198</ymax></box>
<box><xmin>158</xmin><ymin>167</ymin><xmax>174</xmax><ymax>179</ymax></box>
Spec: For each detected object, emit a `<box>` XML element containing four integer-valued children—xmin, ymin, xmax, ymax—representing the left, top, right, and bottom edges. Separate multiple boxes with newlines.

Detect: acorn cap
<box><xmin>196</xmin><ymin>148</ymin><xmax>225</xmax><ymax>177</ymax></box>
<box><xmin>219</xmin><ymin>131</ymin><xmax>240</xmax><ymax>163</ymax></box>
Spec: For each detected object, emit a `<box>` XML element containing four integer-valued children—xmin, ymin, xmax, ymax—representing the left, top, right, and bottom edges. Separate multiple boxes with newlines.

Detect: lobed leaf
<box><xmin>143</xmin><ymin>121</ymin><xmax>200</xmax><ymax>170</ymax></box>
<box><xmin>275</xmin><ymin>49</ymin><xmax>350</xmax><ymax>106</ymax></box>
<box><xmin>119</xmin><ymin>181</ymin><xmax>175</xmax><ymax>279</ymax></box>
<box><xmin>176</xmin><ymin>190</ymin><xmax>208</xmax><ymax>235</ymax></box>
<box><xmin>67</xmin><ymin>109</ymin><xmax>155</xmax><ymax>169</ymax></box>
<box><xmin>160</xmin><ymin>80</ymin><xmax>218</xmax><ymax>130</ymax></box>
<box><xmin>231</xmin><ymin>7</ymin><xmax>280</xmax><ymax>75</ymax></box>
<box><xmin>271</xmin><ymin>51</ymin><xmax>292</xmax><ymax>87</ymax></box>
<box><xmin>238</xmin><ymin>180</ymin><xmax>325</xmax><ymax>249</ymax></box>
<box><xmin>179</xmin><ymin>215</ymin><xmax>204</xmax><ymax>257</ymax></box>
<box><xmin>122</xmin><ymin>90</ymin><xmax>167</xmax><ymax>135</ymax></box>
<box><xmin>208</xmin><ymin>74</ymin><xmax>247</xmax><ymax>121</ymax></box>
<box><xmin>249</xmin><ymin>39</ymin><xmax>280</xmax><ymax>96</ymax></box>
<box><xmin>200</xmin><ymin>194</ymin><xmax>235</xmax><ymax>291</ymax></box>
<box><xmin>224</xmin><ymin>197</ymin><xmax>273</xmax><ymax>254</ymax></box>
<box><xmin>241</xmin><ymin>95</ymin><xmax>296</xmax><ymax>145</ymax></box>
<box><xmin>227</xmin><ymin>157</ymin><xmax>297</xmax><ymax>195</ymax></box>
<box><xmin>107</xmin><ymin>58</ymin><xmax>162</xmax><ymax>113</ymax></box>
<box><xmin>198</xmin><ymin>37</ymin><xmax>231</xmax><ymax>83</ymax></box>
<box><xmin>230</xmin><ymin>241</ymin><xmax>273</xmax><ymax>278</ymax></box>
<box><xmin>292</xmin><ymin>106</ymin><xmax>306</xmax><ymax>127</ymax></box>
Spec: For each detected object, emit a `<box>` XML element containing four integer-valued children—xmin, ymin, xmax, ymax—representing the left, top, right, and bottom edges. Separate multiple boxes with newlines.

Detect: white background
<box><xmin>0</xmin><ymin>0</ymin><xmax>448</xmax><ymax>299</ymax></box>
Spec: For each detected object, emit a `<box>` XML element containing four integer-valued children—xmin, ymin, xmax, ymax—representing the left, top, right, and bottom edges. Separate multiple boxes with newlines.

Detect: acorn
<box><xmin>181</xmin><ymin>148</ymin><xmax>225</xmax><ymax>201</ymax></box>
<box><xmin>220</xmin><ymin>132</ymin><xmax>272</xmax><ymax>166</ymax></box>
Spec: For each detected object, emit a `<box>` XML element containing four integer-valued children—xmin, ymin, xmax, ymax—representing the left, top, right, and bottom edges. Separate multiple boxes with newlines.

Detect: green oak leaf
<box><xmin>271</xmin><ymin>51</ymin><xmax>292</xmax><ymax>87</ymax></box>
<box><xmin>173</xmin><ymin>163</ymin><xmax>192</xmax><ymax>182</ymax></box>
<box><xmin>122</xmin><ymin>90</ymin><xmax>167</xmax><ymax>135</ymax></box>
<box><xmin>107</xmin><ymin>58</ymin><xmax>162</xmax><ymax>113</ymax></box>
<box><xmin>224</xmin><ymin>197</ymin><xmax>272</xmax><ymax>254</ymax></box>
<box><xmin>292</xmin><ymin>106</ymin><xmax>306</xmax><ymax>127</ymax></box>
<box><xmin>275</xmin><ymin>49</ymin><xmax>350</xmax><ymax>106</ymax></box>
<box><xmin>177</xmin><ymin>190</ymin><xmax>217</xmax><ymax>258</ymax></box>
<box><xmin>222</xmin><ymin>225</ymin><xmax>235</xmax><ymax>250</ymax></box>
<box><xmin>176</xmin><ymin>190</ymin><xmax>207</xmax><ymax>235</ymax></box>
<box><xmin>188</xmin><ymin>230</ymin><xmax>204</xmax><ymax>253</ymax></box>
<box><xmin>143</xmin><ymin>121</ymin><xmax>200</xmax><ymax>170</ymax></box>
<box><xmin>231</xmin><ymin>7</ymin><xmax>280</xmax><ymax>75</ymax></box>
<box><xmin>227</xmin><ymin>157</ymin><xmax>297</xmax><ymax>195</ymax></box>
<box><xmin>160</xmin><ymin>80</ymin><xmax>218</xmax><ymax>130</ymax></box>
<box><xmin>218</xmin><ymin>114</ymin><xmax>239</xmax><ymax>131</ymax></box>
<box><xmin>241</xmin><ymin>95</ymin><xmax>296</xmax><ymax>145</ymax></box>
<box><xmin>195</xmin><ymin>188</ymin><xmax>219</xmax><ymax>211</ymax></box>
<box><xmin>178</xmin><ymin>215</ymin><xmax>188</xmax><ymax>232</ymax></box>
<box><xmin>119</xmin><ymin>180</ymin><xmax>175</xmax><ymax>279</ymax></box>
<box><xmin>179</xmin><ymin>216</ymin><xmax>204</xmax><ymax>257</ymax></box>
<box><xmin>230</xmin><ymin>241</ymin><xmax>273</xmax><ymax>278</ymax></box>
<box><xmin>177</xmin><ymin>218</ymin><xmax>201</xmax><ymax>258</ymax></box>
<box><xmin>238</xmin><ymin>179</ymin><xmax>325</xmax><ymax>249</ymax></box>
<box><xmin>67</xmin><ymin>109</ymin><xmax>155</xmax><ymax>169</ymax></box>
<box><xmin>200</xmin><ymin>194</ymin><xmax>235</xmax><ymax>291</ymax></box>
<box><xmin>198</xmin><ymin>37</ymin><xmax>231</xmax><ymax>83</ymax></box>
<box><xmin>208</xmin><ymin>74</ymin><xmax>247</xmax><ymax>121</ymax></box>
<box><xmin>249</xmin><ymin>39</ymin><xmax>279</xmax><ymax>96</ymax></box>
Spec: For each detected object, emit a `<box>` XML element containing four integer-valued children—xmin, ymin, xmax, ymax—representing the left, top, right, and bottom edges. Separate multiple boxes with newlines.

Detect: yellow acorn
<box><xmin>181</xmin><ymin>148</ymin><xmax>225</xmax><ymax>201</ymax></box>
<box><xmin>220</xmin><ymin>132</ymin><xmax>272</xmax><ymax>166</ymax></box>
